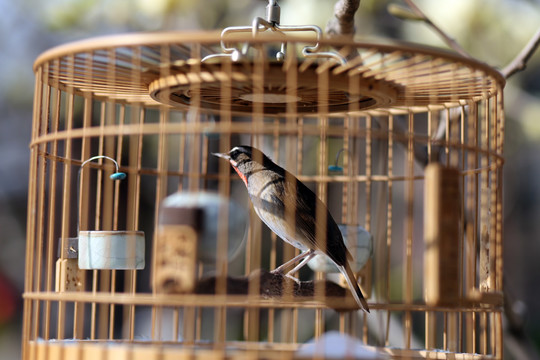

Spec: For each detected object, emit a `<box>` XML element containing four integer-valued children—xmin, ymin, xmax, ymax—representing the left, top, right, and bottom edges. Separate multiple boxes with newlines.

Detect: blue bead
<box><xmin>328</xmin><ymin>165</ymin><xmax>343</xmax><ymax>173</ymax></box>
<box><xmin>110</xmin><ymin>172</ymin><xmax>127</xmax><ymax>180</ymax></box>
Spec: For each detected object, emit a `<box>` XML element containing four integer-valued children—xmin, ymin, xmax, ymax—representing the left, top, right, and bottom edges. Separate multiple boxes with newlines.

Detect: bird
<box><xmin>213</xmin><ymin>145</ymin><xmax>369</xmax><ymax>312</ymax></box>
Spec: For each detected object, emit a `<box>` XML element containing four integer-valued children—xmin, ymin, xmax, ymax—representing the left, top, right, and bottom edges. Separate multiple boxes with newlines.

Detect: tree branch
<box><xmin>401</xmin><ymin>0</ymin><xmax>472</xmax><ymax>58</ymax></box>
<box><xmin>391</xmin><ymin>2</ymin><xmax>540</xmax><ymax>79</ymax></box>
<box><xmin>326</xmin><ymin>0</ymin><xmax>361</xmax><ymax>37</ymax></box>
<box><xmin>502</xmin><ymin>28</ymin><xmax>540</xmax><ymax>79</ymax></box>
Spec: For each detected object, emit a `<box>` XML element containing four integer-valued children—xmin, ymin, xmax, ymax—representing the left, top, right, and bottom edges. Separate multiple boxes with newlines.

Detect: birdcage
<box><xmin>23</xmin><ymin>8</ymin><xmax>505</xmax><ymax>360</ymax></box>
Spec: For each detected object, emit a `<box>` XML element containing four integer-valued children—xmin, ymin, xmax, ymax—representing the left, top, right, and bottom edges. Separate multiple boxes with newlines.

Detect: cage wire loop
<box><xmin>76</xmin><ymin>155</ymin><xmax>125</xmax><ymax>233</ymax></box>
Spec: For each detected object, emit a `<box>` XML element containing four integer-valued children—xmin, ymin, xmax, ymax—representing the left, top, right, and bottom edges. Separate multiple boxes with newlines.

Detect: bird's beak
<box><xmin>212</xmin><ymin>152</ymin><xmax>230</xmax><ymax>160</ymax></box>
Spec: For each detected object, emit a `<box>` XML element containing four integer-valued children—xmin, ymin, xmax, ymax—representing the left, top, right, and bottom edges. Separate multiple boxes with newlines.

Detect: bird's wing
<box><xmin>280</xmin><ymin>178</ymin><xmax>323</xmax><ymax>251</ymax></box>
<box><xmin>287</xmin><ymin>178</ymin><xmax>351</xmax><ymax>265</ymax></box>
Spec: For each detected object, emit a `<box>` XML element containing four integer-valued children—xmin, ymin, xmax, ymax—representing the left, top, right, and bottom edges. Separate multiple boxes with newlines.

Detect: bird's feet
<box><xmin>270</xmin><ymin>268</ymin><xmax>300</xmax><ymax>284</ymax></box>
<box><xmin>283</xmin><ymin>273</ymin><xmax>300</xmax><ymax>284</ymax></box>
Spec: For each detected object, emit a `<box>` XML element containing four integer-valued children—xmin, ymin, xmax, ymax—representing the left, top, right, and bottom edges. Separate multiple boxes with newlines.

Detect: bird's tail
<box><xmin>338</xmin><ymin>262</ymin><xmax>370</xmax><ymax>313</ymax></box>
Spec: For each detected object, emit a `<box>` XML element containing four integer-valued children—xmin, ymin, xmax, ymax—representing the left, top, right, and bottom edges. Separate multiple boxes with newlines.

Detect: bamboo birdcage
<box><xmin>23</xmin><ymin>28</ymin><xmax>505</xmax><ymax>360</ymax></box>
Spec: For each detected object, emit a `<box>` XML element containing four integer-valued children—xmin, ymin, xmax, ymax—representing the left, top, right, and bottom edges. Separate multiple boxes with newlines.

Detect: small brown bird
<box><xmin>213</xmin><ymin>145</ymin><xmax>369</xmax><ymax>312</ymax></box>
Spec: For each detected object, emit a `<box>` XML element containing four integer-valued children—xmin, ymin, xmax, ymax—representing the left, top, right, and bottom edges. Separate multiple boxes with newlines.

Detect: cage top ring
<box><xmin>34</xmin><ymin>31</ymin><xmax>505</xmax><ymax>115</ymax></box>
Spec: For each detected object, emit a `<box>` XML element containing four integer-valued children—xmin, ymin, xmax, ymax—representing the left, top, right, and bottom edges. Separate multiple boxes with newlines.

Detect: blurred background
<box><xmin>1</xmin><ymin>0</ymin><xmax>539</xmax><ymax>358</ymax></box>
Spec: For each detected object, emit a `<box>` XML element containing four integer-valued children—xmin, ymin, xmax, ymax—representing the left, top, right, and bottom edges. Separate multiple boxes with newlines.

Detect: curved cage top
<box><xmin>34</xmin><ymin>31</ymin><xmax>505</xmax><ymax>114</ymax></box>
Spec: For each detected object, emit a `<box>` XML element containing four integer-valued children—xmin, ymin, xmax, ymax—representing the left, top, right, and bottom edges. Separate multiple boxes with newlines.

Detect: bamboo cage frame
<box><xmin>23</xmin><ymin>32</ymin><xmax>505</xmax><ymax>359</ymax></box>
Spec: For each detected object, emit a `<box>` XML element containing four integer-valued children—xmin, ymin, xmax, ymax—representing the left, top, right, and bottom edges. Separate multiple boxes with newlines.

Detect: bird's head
<box><xmin>213</xmin><ymin>145</ymin><xmax>273</xmax><ymax>185</ymax></box>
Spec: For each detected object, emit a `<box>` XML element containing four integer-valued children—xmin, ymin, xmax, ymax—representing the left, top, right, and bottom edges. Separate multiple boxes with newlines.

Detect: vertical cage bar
<box><xmin>214</xmin><ymin>54</ymin><xmax>234</xmax><ymax>347</ymax></box>
<box><xmin>403</xmin><ymin>111</ymin><xmax>414</xmax><ymax>349</ymax></box>
<box><xmin>124</xmin><ymin>87</ymin><xmax>144</xmax><ymax>342</ymax></box>
<box><xmin>44</xmin><ymin>85</ymin><xmax>59</xmax><ymax>341</ymax></box>
<box><xmin>22</xmin><ymin>64</ymin><xmax>44</xmax><ymax>360</ymax></box>
<box><xmin>384</xmin><ymin>114</ymin><xmax>394</xmax><ymax>346</ymax></box>
<box><xmin>284</xmin><ymin>53</ymin><xmax>300</xmax><ymax>345</ymax></box>
<box><xmin>244</xmin><ymin>42</ymin><xmax>265</xmax><ymax>343</ymax></box>
<box><xmin>57</xmin><ymin>52</ymin><xmax>77</xmax><ymax>340</ymax></box>
<box><xmin>104</xmin><ymin>59</ymin><xmax>119</xmax><ymax>340</ymax></box>
<box><xmin>314</xmin><ymin>63</ymin><xmax>330</xmax><ymax>340</ymax></box>
<box><xmin>425</xmin><ymin>109</ymin><xmax>435</xmax><ymax>350</ymax></box>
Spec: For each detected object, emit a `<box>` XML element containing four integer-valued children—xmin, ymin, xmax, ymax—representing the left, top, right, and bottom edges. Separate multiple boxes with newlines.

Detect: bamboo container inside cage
<box><xmin>23</xmin><ymin>30</ymin><xmax>505</xmax><ymax>360</ymax></box>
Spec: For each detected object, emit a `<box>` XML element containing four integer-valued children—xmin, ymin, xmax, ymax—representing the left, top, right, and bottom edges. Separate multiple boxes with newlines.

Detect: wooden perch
<box><xmin>164</xmin><ymin>269</ymin><xmax>360</xmax><ymax>312</ymax></box>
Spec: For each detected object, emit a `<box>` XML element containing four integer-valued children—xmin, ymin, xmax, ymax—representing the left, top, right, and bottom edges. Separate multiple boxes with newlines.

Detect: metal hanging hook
<box><xmin>201</xmin><ymin>0</ymin><xmax>346</xmax><ymax>64</ymax></box>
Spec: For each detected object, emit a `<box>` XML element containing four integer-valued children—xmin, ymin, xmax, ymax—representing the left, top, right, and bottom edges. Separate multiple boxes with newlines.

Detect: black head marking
<box><xmin>219</xmin><ymin>145</ymin><xmax>285</xmax><ymax>179</ymax></box>
<box><xmin>228</xmin><ymin>145</ymin><xmax>274</xmax><ymax>167</ymax></box>
<box><xmin>228</xmin><ymin>146</ymin><xmax>252</xmax><ymax>162</ymax></box>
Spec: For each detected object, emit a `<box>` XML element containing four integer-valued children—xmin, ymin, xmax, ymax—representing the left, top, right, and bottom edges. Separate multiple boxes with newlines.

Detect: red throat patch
<box><xmin>232</xmin><ymin>166</ymin><xmax>248</xmax><ymax>186</ymax></box>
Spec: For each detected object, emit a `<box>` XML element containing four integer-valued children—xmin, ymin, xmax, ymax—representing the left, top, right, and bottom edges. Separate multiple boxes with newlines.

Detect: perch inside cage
<box><xmin>24</xmin><ymin>1</ymin><xmax>505</xmax><ymax>359</ymax></box>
